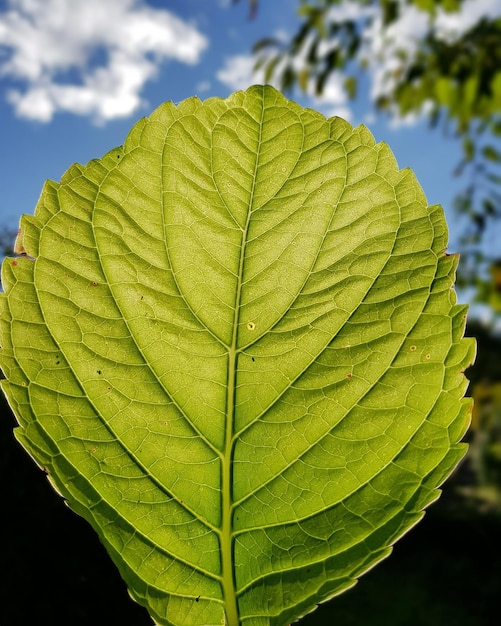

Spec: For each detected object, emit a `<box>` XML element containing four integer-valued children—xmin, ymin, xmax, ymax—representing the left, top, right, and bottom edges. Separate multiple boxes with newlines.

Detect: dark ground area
<box><xmin>2</xmin><ymin>391</ymin><xmax>500</xmax><ymax>626</ymax></box>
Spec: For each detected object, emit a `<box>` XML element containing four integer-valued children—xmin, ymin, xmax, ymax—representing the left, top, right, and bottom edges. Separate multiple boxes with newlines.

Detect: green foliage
<box><xmin>385</xmin><ymin>17</ymin><xmax>501</xmax><ymax>129</ymax></box>
<box><xmin>0</xmin><ymin>86</ymin><xmax>474</xmax><ymax>626</ymax></box>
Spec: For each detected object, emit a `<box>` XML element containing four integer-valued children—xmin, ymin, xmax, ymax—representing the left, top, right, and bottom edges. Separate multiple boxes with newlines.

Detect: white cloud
<box><xmin>217</xmin><ymin>54</ymin><xmax>269</xmax><ymax>92</ymax></box>
<box><xmin>360</xmin><ymin>2</ymin><xmax>430</xmax><ymax>104</ymax></box>
<box><xmin>311</xmin><ymin>75</ymin><xmax>352</xmax><ymax>121</ymax></box>
<box><xmin>435</xmin><ymin>0</ymin><xmax>501</xmax><ymax>42</ymax></box>
<box><xmin>0</xmin><ymin>0</ymin><xmax>208</xmax><ymax>123</ymax></box>
<box><xmin>196</xmin><ymin>80</ymin><xmax>212</xmax><ymax>94</ymax></box>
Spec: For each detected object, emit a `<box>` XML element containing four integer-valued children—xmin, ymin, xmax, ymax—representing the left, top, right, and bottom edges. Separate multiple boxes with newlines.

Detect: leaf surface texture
<box><xmin>0</xmin><ymin>86</ymin><xmax>474</xmax><ymax>626</ymax></box>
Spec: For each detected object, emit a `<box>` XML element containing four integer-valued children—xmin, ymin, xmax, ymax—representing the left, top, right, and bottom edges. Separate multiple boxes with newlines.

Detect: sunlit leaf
<box><xmin>0</xmin><ymin>85</ymin><xmax>474</xmax><ymax>626</ymax></box>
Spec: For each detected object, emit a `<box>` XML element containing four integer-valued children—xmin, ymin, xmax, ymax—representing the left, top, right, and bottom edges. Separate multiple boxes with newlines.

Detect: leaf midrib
<box><xmin>220</xmin><ymin>98</ymin><xmax>266</xmax><ymax>626</ymax></box>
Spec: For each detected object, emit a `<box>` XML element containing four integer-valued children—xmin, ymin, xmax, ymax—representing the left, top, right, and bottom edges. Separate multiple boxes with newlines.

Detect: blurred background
<box><xmin>1</xmin><ymin>1</ymin><xmax>500</xmax><ymax>624</ymax></box>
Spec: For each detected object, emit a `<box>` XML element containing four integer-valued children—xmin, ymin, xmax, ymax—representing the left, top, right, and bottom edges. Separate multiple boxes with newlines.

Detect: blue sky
<box><xmin>0</xmin><ymin>0</ymin><xmax>498</xmax><ymax>264</ymax></box>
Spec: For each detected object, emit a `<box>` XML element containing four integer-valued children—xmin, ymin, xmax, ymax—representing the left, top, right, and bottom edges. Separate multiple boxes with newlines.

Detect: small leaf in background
<box><xmin>482</xmin><ymin>144</ymin><xmax>501</xmax><ymax>163</ymax></box>
<box><xmin>0</xmin><ymin>85</ymin><xmax>474</xmax><ymax>626</ymax></box>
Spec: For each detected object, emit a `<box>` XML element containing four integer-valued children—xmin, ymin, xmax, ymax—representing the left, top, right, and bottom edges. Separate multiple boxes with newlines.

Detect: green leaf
<box><xmin>435</xmin><ymin>76</ymin><xmax>454</xmax><ymax>107</ymax></box>
<box><xmin>482</xmin><ymin>144</ymin><xmax>501</xmax><ymax>163</ymax></box>
<box><xmin>462</xmin><ymin>136</ymin><xmax>475</xmax><ymax>162</ymax></box>
<box><xmin>344</xmin><ymin>75</ymin><xmax>357</xmax><ymax>99</ymax></box>
<box><xmin>0</xmin><ymin>85</ymin><xmax>474</xmax><ymax>626</ymax></box>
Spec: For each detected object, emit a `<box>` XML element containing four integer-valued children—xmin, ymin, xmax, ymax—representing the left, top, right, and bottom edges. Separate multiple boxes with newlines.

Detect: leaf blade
<box><xmin>0</xmin><ymin>85</ymin><xmax>474</xmax><ymax>626</ymax></box>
